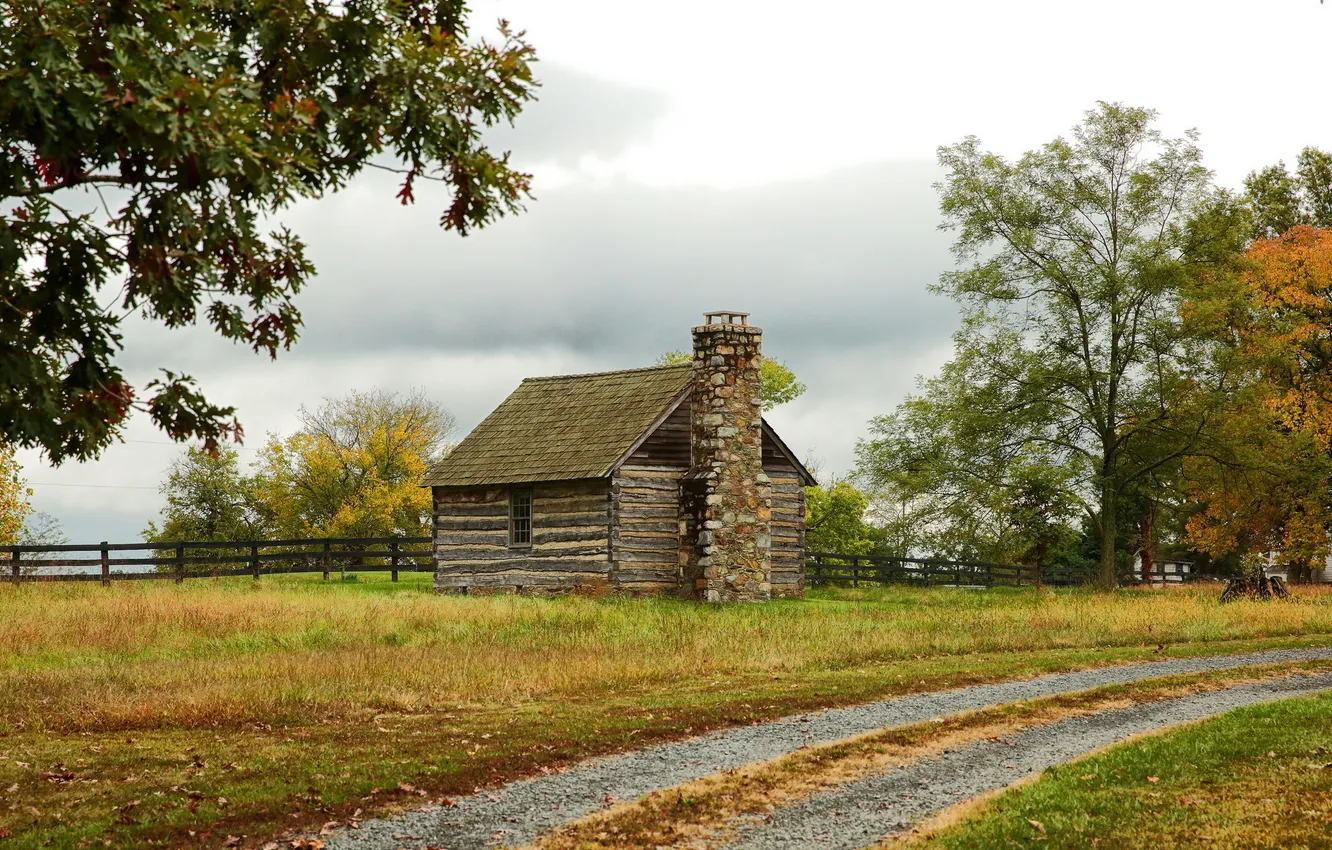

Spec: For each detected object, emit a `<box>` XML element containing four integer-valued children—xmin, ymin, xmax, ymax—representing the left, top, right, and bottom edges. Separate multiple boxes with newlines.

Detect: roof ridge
<box><xmin>522</xmin><ymin>363</ymin><xmax>692</xmax><ymax>382</ymax></box>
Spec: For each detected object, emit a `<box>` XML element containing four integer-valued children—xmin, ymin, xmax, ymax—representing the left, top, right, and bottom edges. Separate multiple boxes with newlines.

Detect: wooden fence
<box><xmin>804</xmin><ymin>552</ymin><xmax>1162</xmax><ymax>588</ymax></box>
<box><xmin>4</xmin><ymin>537</ymin><xmax>433</xmax><ymax>585</ymax></box>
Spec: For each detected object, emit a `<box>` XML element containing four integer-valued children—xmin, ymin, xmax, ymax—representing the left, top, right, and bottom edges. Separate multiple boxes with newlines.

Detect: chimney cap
<box><xmin>703</xmin><ymin>310</ymin><xmax>749</xmax><ymax>326</ymax></box>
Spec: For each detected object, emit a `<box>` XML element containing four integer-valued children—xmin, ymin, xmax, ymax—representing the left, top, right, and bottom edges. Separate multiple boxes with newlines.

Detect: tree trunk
<box><xmin>1138</xmin><ymin>501</ymin><xmax>1156</xmax><ymax>582</ymax></box>
<box><xmin>1290</xmin><ymin>559</ymin><xmax>1311</xmax><ymax>585</ymax></box>
<box><xmin>1098</xmin><ymin>477</ymin><xmax>1117</xmax><ymax>590</ymax></box>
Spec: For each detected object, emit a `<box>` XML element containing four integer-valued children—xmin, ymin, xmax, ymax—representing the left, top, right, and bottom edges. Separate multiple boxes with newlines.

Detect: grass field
<box><xmin>2</xmin><ymin>577</ymin><xmax>1331</xmax><ymax>848</ymax></box>
<box><xmin>917</xmin><ymin>689</ymin><xmax>1332</xmax><ymax>849</ymax></box>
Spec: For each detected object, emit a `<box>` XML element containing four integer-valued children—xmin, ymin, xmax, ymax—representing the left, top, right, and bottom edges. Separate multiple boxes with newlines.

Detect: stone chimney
<box><xmin>687</xmin><ymin>311</ymin><xmax>772</xmax><ymax>603</ymax></box>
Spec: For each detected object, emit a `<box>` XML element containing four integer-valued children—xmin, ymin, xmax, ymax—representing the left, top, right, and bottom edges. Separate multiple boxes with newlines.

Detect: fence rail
<box><xmin>803</xmin><ymin>552</ymin><xmax>1178</xmax><ymax>588</ymax></box>
<box><xmin>5</xmin><ymin>537</ymin><xmax>433</xmax><ymax>585</ymax></box>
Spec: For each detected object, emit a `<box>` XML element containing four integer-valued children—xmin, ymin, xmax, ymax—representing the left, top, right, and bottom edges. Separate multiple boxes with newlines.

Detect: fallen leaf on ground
<box><xmin>1028</xmin><ymin>819</ymin><xmax>1046</xmax><ymax>834</ymax></box>
<box><xmin>39</xmin><ymin>771</ymin><xmax>75</xmax><ymax>783</ymax></box>
<box><xmin>1147</xmin><ymin>776</ymin><xmax>1160</xmax><ymax>783</ymax></box>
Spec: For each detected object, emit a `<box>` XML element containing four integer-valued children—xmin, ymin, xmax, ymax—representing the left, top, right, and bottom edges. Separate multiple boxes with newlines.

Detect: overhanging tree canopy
<box><xmin>0</xmin><ymin>0</ymin><xmax>535</xmax><ymax>463</ymax></box>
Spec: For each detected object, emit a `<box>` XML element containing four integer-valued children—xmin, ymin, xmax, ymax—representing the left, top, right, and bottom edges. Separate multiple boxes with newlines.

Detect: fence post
<box><xmin>175</xmin><ymin>544</ymin><xmax>185</xmax><ymax>584</ymax></box>
<box><xmin>250</xmin><ymin>544</ymin><xmax>260</xmax><ymax>581</ymax></box>
<box><xmin>10</xmin><ymin>548</ymin><xmax>18</xmax><ymax>584</ymax></box>
<box><xmin>851</xmin><ymin>556</ymin><xmax>859</xmax><ymax>588</ymax></box>
<box><xmin>100</xmin><ymin>542</ymin><xmax>110</xmax><ymax>586</ymax></box>
<box><xmin>322</xmin><ymin>541</ymin><xmax>331</xmax><ymax>581</ymax></box>
<box><xmin>390</xmin><ymin>540</ymin><xmax>400</xmax><ymax>583</ymax></box>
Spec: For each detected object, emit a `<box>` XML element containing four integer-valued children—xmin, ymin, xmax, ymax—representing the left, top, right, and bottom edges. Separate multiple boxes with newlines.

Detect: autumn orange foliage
<box><xmin>1185</xmin><ymin>226</ymin><xmax>1332</xmax><ymax>566</ymax></box>
<box><xmin>1242</xmin><ymin>226</ymin><xmax>1332</xmax><ymax>443</ymax></box>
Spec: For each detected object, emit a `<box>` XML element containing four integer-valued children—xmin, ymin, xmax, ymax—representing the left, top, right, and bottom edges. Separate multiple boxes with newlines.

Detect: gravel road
<box><xmin>723</xmin><ymin>670</ymin><xmax>1332</xmax><ymax>850</ymax></box>
<box><xmin>323</xmin><ymin>646</ymin><xmax>1332</xmax><ymax>850</ymax></box>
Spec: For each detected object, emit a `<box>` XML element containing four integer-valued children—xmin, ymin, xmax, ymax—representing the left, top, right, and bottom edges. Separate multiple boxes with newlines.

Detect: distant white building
<box><xmin>1132</xmin><ymin>558</ymin><xmax>1193</xmax><ymax>584</ymax></box>
<box><xmin>1262</xmin><ymin>552</ymin><xmax>1332</xmax><ymax>584</ymax></box>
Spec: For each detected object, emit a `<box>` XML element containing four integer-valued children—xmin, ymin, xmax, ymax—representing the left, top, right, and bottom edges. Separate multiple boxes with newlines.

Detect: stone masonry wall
<box><xmin>688</xmin><ymin>318</ymin><xmax>772</xmax><ymax>602</ymax></box>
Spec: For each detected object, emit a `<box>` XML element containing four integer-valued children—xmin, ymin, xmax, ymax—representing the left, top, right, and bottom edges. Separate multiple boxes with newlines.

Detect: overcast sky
<box><xmin>20</xmin><ymin>0</ymin><xmax>1332</xmax><ymax>542</ymax></box>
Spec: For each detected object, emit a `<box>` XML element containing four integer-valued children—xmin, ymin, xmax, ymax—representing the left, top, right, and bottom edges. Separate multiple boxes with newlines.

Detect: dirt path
<box><xmin>323</xmin><ymin>647</ymin><xmax>1332</xmax><ymax>850</ymax></box>
<box><xmin>722</xmin><ymin>671</ymin><xmax>1332</xmax><ymax>850</ymax></box>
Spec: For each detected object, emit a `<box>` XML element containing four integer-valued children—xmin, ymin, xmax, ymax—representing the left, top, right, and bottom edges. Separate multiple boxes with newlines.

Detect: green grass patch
<box><xmin>920</xmin><ymin>690</ymin><xmax>1332</xmax><ymax>849</ymax></box>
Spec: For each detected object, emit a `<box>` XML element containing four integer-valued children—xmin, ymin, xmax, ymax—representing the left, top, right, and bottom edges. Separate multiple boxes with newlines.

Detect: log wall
<box><xmin>763</xmin><ymin>439</ymin><xmax>806</xmax><ymax>598</ymax></box>
<box><xmin>610</xmin><ymin>465</ymin><xmax>687</xmax><ymax>595</ymax></box>
<box><xmin>432</xmin><ymin>479</ymin><xmax>611</xmax><ymax>594</ymax></box>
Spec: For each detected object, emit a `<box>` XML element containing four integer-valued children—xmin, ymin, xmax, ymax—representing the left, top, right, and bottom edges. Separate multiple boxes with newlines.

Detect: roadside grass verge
<box><xmin>530</xmin><ymin>662</ymin><xmax>1332</xmax><ymax>850</ymax></box>
<box><xmin>913</xmin><ymin>688</ymin><xmax>1332</xmax><ymax>849</ymax></box>
<box><xmin>0</xmin><ymin>582</ymin><xmax>1330</xmax><ymax>847</ymax></box>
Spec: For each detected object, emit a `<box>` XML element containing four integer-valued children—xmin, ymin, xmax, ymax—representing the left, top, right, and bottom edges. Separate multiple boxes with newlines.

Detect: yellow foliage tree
<box><xmin>252</xmin><ymin>389</ymin><xmax>455</xmax><ymax>539</ymax></box>
<box><xmin>0</xmin><ymin>445</ymin><xmax>32</xmax><ymax>546</ymax></box>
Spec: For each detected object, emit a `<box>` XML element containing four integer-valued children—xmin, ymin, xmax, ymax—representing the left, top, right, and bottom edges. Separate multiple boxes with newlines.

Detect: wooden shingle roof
<box><xmin>422</xmin><ymin>365</ymin><xmax>693</xmax><ymax>487</ymax></box>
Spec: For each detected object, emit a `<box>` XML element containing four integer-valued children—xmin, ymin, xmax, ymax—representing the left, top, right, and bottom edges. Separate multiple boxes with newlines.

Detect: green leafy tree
<box><xmin>1245</xmin><ymin>147</ymin><xmax>1332</xmax><ymax>239</ymax></box>
<box><xmin>857</xmin><ymin>362</ymin><xmax>1081</xmax><ymax>567</ymax></box>
<box><xmin>656</xmin><ymin>351</ymin><xmax>807</xmax><ymax>409</ymax></box>
<box><xmin>862</xmin><ymin>103</ymin><xmax>1246</xmax><ymax>587</ymax></box>
<box><xmin>144</xmin><ymin>446</ymin><xmax>270</xmax><ymax>546</ymax></box>
<box><xmin>804</xmin><ymin>480</ymin><xmax>877</xmax><ymax>555</ymax></box>
<box><xmin>17</xmin><ymin>511</ymin><xmax>67</xmax><ymax>576</ymax></box>
<box><xmin>0</xmin><ymin>0</ymin><xmax>536</xmax><ymax>464</ymax></box>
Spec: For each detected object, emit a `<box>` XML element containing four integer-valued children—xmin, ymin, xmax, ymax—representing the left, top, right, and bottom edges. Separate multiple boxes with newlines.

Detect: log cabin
<box><xmin>422</xmin><ymin>311</ymin><xmax>815</xmax><ymax>602</ymax></box>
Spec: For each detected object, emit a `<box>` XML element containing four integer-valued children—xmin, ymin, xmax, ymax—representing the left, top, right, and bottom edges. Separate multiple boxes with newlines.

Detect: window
<box><xmin>509</xmin><ymin>489</ymin><xmax>533</xmax><ymax>547</ymax></box>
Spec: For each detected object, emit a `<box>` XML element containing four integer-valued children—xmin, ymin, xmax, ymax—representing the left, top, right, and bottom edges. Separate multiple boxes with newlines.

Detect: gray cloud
<box><xmin>290</xmin><ymin>159</ymin><xmax>957</xmax><ymax>361</ymax></box>
<box><xmin>48</xmin><ymin>156</ymin><xmax>965</xmax><ymax>542</ymax></box>
<box><xmin>117</xmin><ymin>158</ymin><xmax>960</xmax><ymax>415</ymax></box>
<box><xmin>486</xmin><ymin>63</ymin><xmax>670</xmax><ymax>164</ymax></box>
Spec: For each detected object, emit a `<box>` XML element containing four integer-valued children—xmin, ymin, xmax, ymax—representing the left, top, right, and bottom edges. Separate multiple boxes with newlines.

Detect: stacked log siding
<box><xmin>609</xmin><ymin>402</ymin><xmax>690</xmax><ymax>594</ymax></box>
<box><xmin>433</xmin><ymin>480</ymin><xmax>611</xmax><ymax>594</ymax></box>
<box><xmin>765</xmin><ymin>452</ymin><xmax>807</xmax><ymax>598</ymax></box>
<box><xmin>611</xmin><ymin>466</ymin><xmax>686</xmax><ymax>594</ymax></box>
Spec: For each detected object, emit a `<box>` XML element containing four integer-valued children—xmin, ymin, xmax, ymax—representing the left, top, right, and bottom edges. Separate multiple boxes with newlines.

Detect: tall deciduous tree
<box><xmin>252</xmin><ymin>388</ymin><xmax>454</xmax><ymax>538</ymax></box>
<box><xmin>861</xmin><ymin>103</ymin><xmax>1245</xmax><ymax>587</ymax></box>
<box><xmin>0</xmin><ymin>0</ymin><xmax>535</xmax><ymax>463</ymax></box>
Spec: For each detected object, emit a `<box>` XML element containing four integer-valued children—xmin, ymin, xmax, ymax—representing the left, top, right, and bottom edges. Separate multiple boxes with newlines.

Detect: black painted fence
<box><xmin>804</xmin><ymin>552</ymin><xmax>1151</xmax><ymax>588</ymax></box>
<box><xmin>4</xmin><ymin>537</ymin><xmax>433</xmax><ymax>585</ymax></box>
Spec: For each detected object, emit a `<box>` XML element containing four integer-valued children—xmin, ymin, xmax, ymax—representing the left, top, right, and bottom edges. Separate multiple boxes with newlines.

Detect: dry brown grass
<box><xmin>3</xmin><ymin>580</ymin><xmax>1332</xmax><ymax>734</ymax></box>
